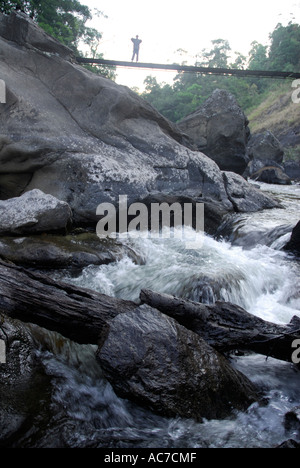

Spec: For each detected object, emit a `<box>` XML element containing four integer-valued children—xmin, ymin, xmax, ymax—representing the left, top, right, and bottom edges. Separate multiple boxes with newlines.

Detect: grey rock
<box><xmin>250</xmin><ymin>166</ymin><xmax>292</xmax><ymax>185</ymax></box>
<box><xmin>0</xmin><ymin>13</ymin><xmax>277</xmax><ymax>233</ymax></box>
<box><xmin>243</xmin><ymin>158</ymin><xmax>283</xmax><ymax>179</ymax></box>
<box><xmin>223</xmin><ymin>172</ymin><xmax>280</xmax><ymax>212</ymax></box>
<box><xmin>0</xmin><ymin>189</ymin><xmax>72</xmax><ymax>235</ymax></box>
<box><xmin>247</xmin><ymin>131</ymin><xmax>284</xmax><ymax>164</ymax></box>
<box><xmin>0</xmin><ymin>314</ymin><xmax>50</xmax><ymax>445</ymax></box>
<box><xmin>284</xmin><ymin>406</ymin><xmax>300</xmax><ymax>439</ymax></box>
<box><xmin>0</xmin><ymin>10</ymin><xmax>74</xmax><ymax>59</ymax></box>
<box><xmin>0</xmin><ymin>232</ymin><xmax>144</xmax><ymax>269</ymax></box>
<box><xmin>283</xmin><ymin>161</ymin><xmax>300</xmax><ymax>180</ymax></box>
<box><xmin>284</xmin><ymin>221</ymin><xmax>300</xmax><ymax>255</ymax></box>
<box><xmin>97</xmin><ymin>305</ymin><xmax>258</xmax><ymax>422</ymax></box>
<box><xmin>178</xmin><ymin>89</ymin><xmax>250</xmax><ymax>174</ymax></box>
<box><xmin>243</xmin><ymin>132</ymin><xmax>292</xmax><ymax>185</ymax></box>
<box><xmin>276</xmin><ymin>439</ymin><xmax>300</xmax><ymax>448</ymax></box>
<box><xmin>243</xmin><ymin>132</ymin><xmax>291</xmax><ymax>185</ymax></box>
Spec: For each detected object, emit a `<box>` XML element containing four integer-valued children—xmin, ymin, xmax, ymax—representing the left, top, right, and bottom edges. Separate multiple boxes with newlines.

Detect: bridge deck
<box><xmin>76</xmin><ymin>58</ymin><xmax>300</xmax><ymax>80</ymax></box>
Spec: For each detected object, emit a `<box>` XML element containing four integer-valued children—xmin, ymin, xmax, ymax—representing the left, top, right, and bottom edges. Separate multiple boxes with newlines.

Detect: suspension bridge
<box><xmin>76</xmin><ymin>57</ymin><xmax>300</xmax><ymax>80</ymax></box>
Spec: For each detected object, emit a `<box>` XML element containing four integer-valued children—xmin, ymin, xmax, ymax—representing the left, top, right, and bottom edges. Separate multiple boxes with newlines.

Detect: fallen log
<box><xmin>140</xmin><ymin>289</ymin><xmax>300</xmax><ymax>364</ymax></box>
<box><xmin>0</xmin><ymin>259</ymin><xmax>299</xmax><ymax>365</ymax></box>
<box><xmin>0</xmin><ymin>259</ymin><xmax>136</xmax><ymax>344</ymax></box>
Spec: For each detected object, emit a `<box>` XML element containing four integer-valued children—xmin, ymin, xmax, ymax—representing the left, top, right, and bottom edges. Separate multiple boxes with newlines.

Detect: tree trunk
<box><xmin>140</xmin><ymin>289</ymin><xmax>300</xmax><ymax>364</ymax></box>
<box><xmin>0</xmin><ymin>259</ymin><xmax>298</xmax><ymax>365</ymax></box>
<box><xmin>0</xmin><ymin>259</ymin><xmax>136</xmax><ymax>344</ymax></box>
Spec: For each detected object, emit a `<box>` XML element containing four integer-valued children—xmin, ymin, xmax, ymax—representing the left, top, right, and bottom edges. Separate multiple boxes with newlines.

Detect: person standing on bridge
<box><xmin>131</xmin><ymin>35</ymin><xmax>142</xmax><ymax>62</ymax></box>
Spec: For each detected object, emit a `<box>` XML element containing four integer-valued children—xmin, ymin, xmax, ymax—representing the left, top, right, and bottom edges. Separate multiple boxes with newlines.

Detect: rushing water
<box><xmin>27</xmin><ymin>183</ymin><xmax>300</xmax><ymax>448</ymax></box>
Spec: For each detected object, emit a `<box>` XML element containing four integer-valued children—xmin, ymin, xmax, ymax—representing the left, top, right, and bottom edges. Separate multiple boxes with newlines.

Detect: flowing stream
<box><xmin>25</xmin><ymin>183</ymin><xmax>300</xmax><ymax>448</ymax></box>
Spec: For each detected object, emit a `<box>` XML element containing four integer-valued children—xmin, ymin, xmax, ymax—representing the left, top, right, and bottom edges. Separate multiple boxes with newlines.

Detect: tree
<box><xmin>0</xmin><ymin>0</ymin><xmax>115</xmax><ymax>78</ymax></box>
<box><xmin>0</xmin><ymin>0</ymin><xmax>103</xmax><ymax>54</ymax></box>
<box><xmin>268</xmin><ymin>22</ymin><xmax>300</xmax><ymax>71</ymax></box>
<box><xmin>248</xmin><ymin>41</ymin><xmax>268</xmax><ymax>70</ymax></box>
<box><xmin>230</xmin><ymin>52</ymin><xmax>247</xmax><ymax>70</ymax></box>
<box><xmin>200</xmin><ymin>39</ymin><xmax>231</xmax><ymax>68</ymax></box>
<box><xmin>142</xmin><ymin>23</ymin><xmax>300</xmax><ymax>123</ymax></box>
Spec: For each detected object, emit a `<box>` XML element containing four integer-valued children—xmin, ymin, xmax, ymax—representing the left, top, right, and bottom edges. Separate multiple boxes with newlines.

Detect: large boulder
<box><xmin>0</xmin><ymin>232</ymin><xmax>142</xmax><ymax>269</ymax></box>
<box><xmin>246</xmin><ymin>131</ymin><xmax>284</xmax><ymax>164</ymax></box>
<box><xmin>249</xmin><ymin>166</ymin><xmax>292</xmax><ymax>185</ymax></box>
<box><xmin>243</xmin><ymin>131</ymin><xmax>291</xmax><ymax>185</ymax></box>
<box><xmin>223</xmin><ymin>172</ymin><xmax>280</xmax><ymax>212</ymax></box>
<box><xmin>0</xmin><ymin>189</ymin><xmax>72</xmax><ymax>235</ymax></box>
<box><xmin>0</xmin><ymin>314</ymin><xmax>50</xmax><ymax>445</ymax></box>
<box><xmin>284</xmin><ymin>221</ymin><xmax>300</xmax><ymax>255</ymax></box>
<box><xmin>97</xmin><ymin>305</ymin><xmax>258</xmax><ymax>422</ymax></box>
<box><xmin>283</xmin><ymin>161</ymin><xmax>300</xmax><ymax>181</ymax></box>
<box><xmin>0</xmin><ymin>12</ymin><xmax>277</xmax><ymax>233</ymax></box>
<box><xmin>178</xmin><ymin>89</ymin><xmax>250</xmax><ymax>175</ymax></box>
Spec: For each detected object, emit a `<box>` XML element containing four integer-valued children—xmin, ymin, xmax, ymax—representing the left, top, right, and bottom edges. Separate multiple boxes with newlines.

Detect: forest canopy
<box><xmin>0</xmin><ymin>0</ymin><xmax>116</xmax><ymax>78</ymax></box>
<box><xmin>142</xmin><ymin>23</ymin><xmax>300</xmax><ymax>122</ymax></box>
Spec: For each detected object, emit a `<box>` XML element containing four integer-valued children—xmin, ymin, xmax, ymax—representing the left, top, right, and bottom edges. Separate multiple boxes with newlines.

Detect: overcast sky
<box><xmin>83</xmin><ymin>0</ymin><xmax>300</xmax><ymax>90</ymax></box>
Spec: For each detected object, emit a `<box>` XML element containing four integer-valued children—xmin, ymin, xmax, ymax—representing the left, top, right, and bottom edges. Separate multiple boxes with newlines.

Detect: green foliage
<box><xmin>200</xmin><ymin>39</ymin><xmax>231</xmax><ymax>68</ymax></box>
<box><xmin>269</xmin><ymin>23</ymin><xmax>300</xmax><ymax>71</ymax></box>
<box><xmin>142</xmin><ymin>23</ymin><xmax>300</xmax><ymax>122</ymax></box>
<box><xmin>1</xmin><ymin>0</ymin><xmax>92</xmax><ymax>51</ymax></box>
<box><xmin>0</xmin><ymin>0</ymin><xmax>116</xmax><ymax>78</ymax></box>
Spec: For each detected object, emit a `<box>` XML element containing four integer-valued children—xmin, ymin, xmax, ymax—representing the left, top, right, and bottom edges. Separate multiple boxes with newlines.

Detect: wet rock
<box><xmin>178</xmin><ymin>89</ymin><xmax>250</xmax><ymax>175</ymax></box>
<box><xmin>0</xmin><ymin>189</ymin><xmax>72</xmax><ymax>235</ymax></box>
<box><xmin>223</xmin><ymin>172</ymin><xmax>280</xmax><ymax>212</ymax></box>
<box><xmin>228</xmin><ymin>224</ymin><xmax>294</xmax><ymax>250</ymax></box>
<box><xmin>250</xmin><ymin>166</ymin><xmax>292</xmax><ymax>185</ymax></box>
<box><xmin>97</xmin><ymin>305</ymin><xmax>258</xmax><ymax>422</ymax></box>
<box><xmin>284</xmin><ymin>221</ymin><xmax>300</xmax><ymax>255</ymax></box>
<box><xmin>243</xmin><ymin>158</ymin><xmax>282</xmax><ymax>179</ymax></box>
<box><xmin>283</xmin><ymin>161</ymin><xmax>300</xmax><ymax>181</ymax></box>
<box><xmin>0</xmin><ymin>232</ymin><xmax>143</xmax><ymax>269</ymax></box>
<box><xmin>243</xmin><ymin>132</ymin><xmax>292</xmax><ymax>185</ymax></box>
<box><xmin>0</xmin><ymin>314</ymin><xmax>50</xmax><ymax>446</ymax></box>
<box><xmin>284</xmin><ymin>406</ymin><xmax>300</xmax><ymax>439</ymax></box>
<box><xmin>247</xmin><ymin>131</ymin><xmax>284</xmax><ymax>164</ymax></box>
<box><xmin>276</xmin><ymin>439</ymin><xmax>300</xmax><ymax>448</ymax></box>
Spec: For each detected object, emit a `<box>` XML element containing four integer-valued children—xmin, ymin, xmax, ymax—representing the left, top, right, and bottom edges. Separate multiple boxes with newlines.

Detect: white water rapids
<box><xmin>31</xmin><ymin>183</ymin><xmax>300</xmax><ymax>448</ymax></box>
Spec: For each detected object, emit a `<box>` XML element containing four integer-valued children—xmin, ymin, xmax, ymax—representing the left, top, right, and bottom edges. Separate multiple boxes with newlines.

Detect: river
<box><xmin>25</xmin><ymin>182</ymin><xmax>300</xmax><ymax>448</ymax></box>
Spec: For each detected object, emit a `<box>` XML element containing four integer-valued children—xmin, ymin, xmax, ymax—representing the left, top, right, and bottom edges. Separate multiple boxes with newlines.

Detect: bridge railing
<box><xmin>76</xmin><ymin>58</ymin><xmax>300</xmax><ymax>80</ymax></box>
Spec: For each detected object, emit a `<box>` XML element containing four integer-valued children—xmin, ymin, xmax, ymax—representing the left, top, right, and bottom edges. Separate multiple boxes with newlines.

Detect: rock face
<box><xmin>0</xmin><ymin>189</ymin><xmax>72</xmax><ymax>235</ymax></box>
<box><xmin>283</xmin><ymin>161</ymin><xmax>300</xmax><ymax>181</ymax></box>
<box><xmin>223</xmin><ymin>172</ymin><xmax>279</xmax><ymax>212</ymax></box>
<box><xmin>250</xmin><ymin>166</ymin><xmax>292</xmax><ymax>185</ymax></box>
<box><xmin>284</xmin><ymin>407</ymin><xmax>300</xmax><ymax>440</ymax></box>
<box><xmin>178</xmin><ymin>89</ymin><xmax>250</xmax><ymax>175</ymax></box>
<box><xmin>0</xmin><ymin>12</ymin><xmax>277</xmax><ymax>232</ymax></box>
<box><xmin>0</xmin><ymin>232</ymin><xmax>142</xmax><ymax>269</ymax></box>
<box><xmin>97</xmin><ymin>305</ymin><xmax>258</xmax><ymax>422</ymax></box>
<box><xmin>284</xmin><ymin>221</ymin><xmax>300</xmax><ymax>255</ymax></box>
<box><xmin>0</xmin><ymin>314</ymin><xmax>50</xmax><ymax>445</ymax></box>
<box><xmin>244</xmin><ymin>131</ymin><xmax>291</xmax><ymax>185</ymax></box>
<box><xmin>246</xmin><ymin>131</ymin><xmax>284</xmax><ymax>164</ymax></box>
